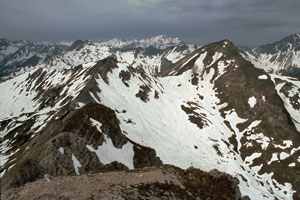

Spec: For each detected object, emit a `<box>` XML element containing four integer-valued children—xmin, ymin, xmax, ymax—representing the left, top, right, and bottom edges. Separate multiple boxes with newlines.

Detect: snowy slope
<box><xmin>1</xmin><ymin>39</ymin><xmax>300</xmax><ymax>200</ymax></box>
<box><xmin>93</xmin><ymin>40</ymin><xmax>299</xmax><ymax>199</ymax></box>
<box><xmin>270</xmin><ymin>74</ymin><xmax>300</xmax><ymax>131</ymax></box>
<box><xmin>245</xmin><ymin>33</ymin><xmax>300</xmax><ymax>77</ymax></box>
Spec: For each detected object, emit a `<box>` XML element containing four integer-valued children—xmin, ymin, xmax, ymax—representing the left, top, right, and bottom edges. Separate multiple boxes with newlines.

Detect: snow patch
<box><xmin>268</xmin><ymin>153</ymin><xmax>279</xmax><ymax>164</ymax></box>
<box><xmin>72</xmin><ymin>154</ymin><xmax>81</xmax><ymax>175</ymax></box>
<box><xmin>86</xmin><ymin>134</ymin><xmax>134</xmax><ymax>169</ymax></box>
<box><xmin>279</xmin><ymin>152</ymin><xmax>290</xmax><ymax>160</ymax></box>
<box><xmin>90</xmin><ymin>118</ymin><xmax>103</xmax><ymax>132</ymax></box>
<box><xmin>248</xmin><ymin>96</ymin><xmax>257</xmax><ymax>108</ymax></box>
<box><xmin>245</xmin><ymin>152</ymin><xmax>261</xmax><ymax>165</ymax></box>
<box><xmin>210</xmin><ymin>52</ymin><xmax>223</xmax><ymax>66</ymax></box>
<box><xmin>247</xmin><ymin>133</ymin><xmax>270</xmax><ymax>150</ymax></box>
<box><xmin>193</xmin><ymin>52</ymin><xmax>207</xmax><ymax>74</ymax></box>
<box><xmin>258</xmin><ymin>75</ymin><xmax>268</xmax><ymax>80</ymax></box>
<box><xmin>59</xmin><ymin>147</ymin><xmax>64</xmax><ymax>155</ymax></box>
<box><xmin>288</xmin><ymin>163</ymin><xmax>296</xmax><ymax>167</ymax></box>
<box><xmin>180</xmin><ymin>53</ymin><xmax>199</xmax><ymax>70</ymax></box>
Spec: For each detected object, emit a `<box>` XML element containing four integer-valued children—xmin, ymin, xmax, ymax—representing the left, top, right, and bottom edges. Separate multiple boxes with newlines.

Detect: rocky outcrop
<box><xmin>3</xmin><ymin>165</ymin><xmax>248</xmax><ymax>200</ymax></box>
<box><xmin>1</xmin><ymin>103</ymin><xmax>162</xmax><ymax>194</ymax></box>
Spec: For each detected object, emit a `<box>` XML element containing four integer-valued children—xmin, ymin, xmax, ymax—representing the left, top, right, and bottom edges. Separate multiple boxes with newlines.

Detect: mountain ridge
<box><xmin>0</xmin><ymin>35</ymin><xmax>196</xmax><ymax>81</ymax></box>
<box><xmin>2</xmin><ymin>33</ymin><xmax>300</xmax><ymax>82</ymax></box>
<box><xmin>99</xmin><ymin>35</ymin><xmax>183</xmax><ymax>49</ymax></box>
<box><xmin>1</xmin><ymin>38</ymin><xmax>299</xmax><ymax>199</ymax></box>
<box><xmin>245</xmin><ymin>33</ymin><xmax>300</xmax><ymax>78</ymax></box>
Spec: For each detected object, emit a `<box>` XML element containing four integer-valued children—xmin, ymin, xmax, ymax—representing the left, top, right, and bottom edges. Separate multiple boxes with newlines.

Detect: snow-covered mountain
<box><xmin>245</xmin><ymin>33</ymin><xmax>300</xmax><ymax>77</ymax></box>
<box><xmin>100</xmin><ymin>35</ymin><xmax>183</xmax><ymax>49</ymax></box>
<box><xmin>37</xmin><ymin>37</ymin><xmax>198</xmax><ymax>77</ymax></box>
<box><xmin>0</xmin><ymin>39</ymin><xmax>69</xmax><ymax>80</ymax></box>
<box><xmin>0</xmin><ymin>36</ymin><xmax>197</xmax><ymax>82</ymax></box>
<box><xmin>1</xmin><ymin>39</ymin><xmax>299</xmax><ymax>200</ymax></box>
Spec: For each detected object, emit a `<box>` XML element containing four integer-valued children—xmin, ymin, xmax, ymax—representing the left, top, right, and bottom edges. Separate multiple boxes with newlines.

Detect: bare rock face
<box><xmin>1</xmin><ymin>103</ymin><xmax>162</xmax><ymax>194</ymax></box>
<box><xmin>133</xmin><ymin>144</ymin><xmax>163</xmax><ymax>168</ymax></box>
<box><xmin>3</xmin><ymin>165</ymin><xmax>247</xmax><ymax>200</ymax></box>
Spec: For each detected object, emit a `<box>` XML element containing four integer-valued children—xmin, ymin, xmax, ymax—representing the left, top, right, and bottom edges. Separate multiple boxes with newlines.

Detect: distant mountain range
<box><xmin>0</xmin><ymin>39</ymin><xmax>69</xmax><ymax>79</ymax></box>
<box><xmin>0</xmin><ymin>35</ymin><xmax>198</xmax><ymax>81</ymax></box>
<box><xmin>1</xmin><ymin>34</ymin><xmax>300</xmax><ymax>80</ymax></box>
<box><xmin>1</xmin><ymin>34</ymin><xmax>300</xmax><ymax>200</ymax></box>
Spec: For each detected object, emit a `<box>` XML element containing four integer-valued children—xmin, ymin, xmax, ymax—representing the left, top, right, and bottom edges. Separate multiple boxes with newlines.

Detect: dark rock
<box><xmin>11</xmin><ymin>159</ymin><xmax>43</xmax><ymax>188</ymax></box>
<box><xmin>133</xmin><ymin>144</ymin><xmax>163</xmax><ymax>168</ymax></box>
<box><xmin>135</xmin><ymin>85</ymin><xmax>151</xmax><ymax>102</ymax></box>
<box><xmin>97</xmin><ymin>161</ymin><xmax>129</xmax><ymax>173</ymax></box>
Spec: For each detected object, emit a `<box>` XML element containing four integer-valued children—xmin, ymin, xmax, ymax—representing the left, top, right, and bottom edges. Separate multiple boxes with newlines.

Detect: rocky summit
<box><xmin>0</xmin><ymin>35</ymin><xmax>300</xmax><ymax>200</ymax></box>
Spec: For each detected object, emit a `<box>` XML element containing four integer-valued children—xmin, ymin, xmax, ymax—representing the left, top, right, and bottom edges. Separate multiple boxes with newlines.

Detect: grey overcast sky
<box><xmin>0</xmin><ymin>0</ymin><xmax>299</xmax><ymax>47</ymax></box>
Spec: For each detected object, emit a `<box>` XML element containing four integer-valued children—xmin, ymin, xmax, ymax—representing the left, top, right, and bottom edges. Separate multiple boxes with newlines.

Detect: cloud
<box><xmin>0</xmin><ymin>0</ymin><xmax>299</xmax><ymax>47</ymax></box>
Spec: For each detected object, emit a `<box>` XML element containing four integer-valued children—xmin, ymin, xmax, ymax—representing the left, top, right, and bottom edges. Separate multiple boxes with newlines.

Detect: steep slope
<box><xmin>1</xmin><ymin>40</ymin><xmax>299</xmax><ymax>199</ymax></box>
<box><xmin>270</xmin><ymin>75</ymin><xmax>300</xmax><ymax>131</ymax></box>
<box><xmin>246</xmin><ymin>33</ymin><xmax>300</xmax><ymax>77</ymax></box>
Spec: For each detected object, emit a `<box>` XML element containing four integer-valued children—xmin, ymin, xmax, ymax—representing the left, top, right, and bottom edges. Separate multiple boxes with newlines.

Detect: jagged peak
<box><xmin>141</xmin><ymin>34</ymin><xmax>182</xmax><ymax>44</ymax></box>
<box><xmin>100</xmin><ymin>35</ymin><xmax>183</xmax><ymax>49</ymax></box>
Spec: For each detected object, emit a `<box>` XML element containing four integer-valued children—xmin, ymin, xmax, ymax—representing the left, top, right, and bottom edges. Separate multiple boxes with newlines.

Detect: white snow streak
<box><xmin>248</xmin><ymin>96</ymin><xmax>257</xmax><ymax>108</ymax></box>
<box><xmin>258</xmin><ymin>75</ymin><xmax>268</xmax><ymax>80</ymax></box>
<box><xmin>72</xmin><ymin>154</ymin><xmax>81</xmax><ymax>175</ymax></box>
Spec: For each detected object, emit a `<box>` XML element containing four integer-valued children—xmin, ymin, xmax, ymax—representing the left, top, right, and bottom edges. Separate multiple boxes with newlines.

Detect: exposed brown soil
<box><xmin>2</xmin><ymin>165</ymin><xmax>247</xmax><ymax>200</ymax></box>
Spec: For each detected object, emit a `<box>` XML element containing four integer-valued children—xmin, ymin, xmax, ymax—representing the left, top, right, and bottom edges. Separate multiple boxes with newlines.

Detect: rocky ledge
<box><xmin>2</xmin><ymin>165</ymin><xmax>249</xmax><ymax>200</ymax></box>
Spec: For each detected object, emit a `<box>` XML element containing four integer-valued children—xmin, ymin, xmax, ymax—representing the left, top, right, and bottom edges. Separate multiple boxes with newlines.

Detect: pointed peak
<box><xmin>211</xmin><ymin>39</ymin><xmax>236</xmax><ymax>47</ymax></box>
<box><xmin>159</xmin><ymin>39</ymin><xmax>243</xmax><ymax>77</ymax></box>
<box><xmin>198</xmin><ymin>39</ymin><xmax>239</xmax><ymax>56</ymax></box>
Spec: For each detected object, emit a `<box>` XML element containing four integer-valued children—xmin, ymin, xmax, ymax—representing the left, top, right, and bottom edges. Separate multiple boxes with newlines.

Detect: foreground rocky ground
<box><xmin>2</xmin><ymin>165</ymin><xmax>249</xmax><ymax>200</ymax></box>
